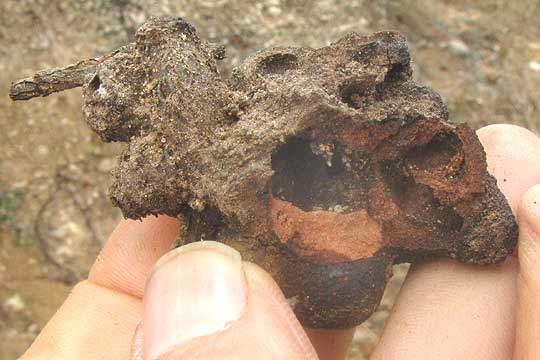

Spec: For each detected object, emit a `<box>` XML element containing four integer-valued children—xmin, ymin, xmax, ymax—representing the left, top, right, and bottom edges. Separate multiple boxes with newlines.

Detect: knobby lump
<box><xmin>10</xmin><ymin>17</ymin><xmax>517</xmax><ymax>328</ymax></box>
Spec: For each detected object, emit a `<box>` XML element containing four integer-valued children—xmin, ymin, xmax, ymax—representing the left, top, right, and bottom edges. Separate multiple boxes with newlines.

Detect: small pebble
<box><xmin>27</xmin><ymin>323</ymin><xmax>39</xmax><ymax>334</ymax></box>
<box><xmin>3</xmin><ymin>294</ymin><xmax>25</xmax><ymax>313</ymax></box>
<box><xmin>448</xmin><ymin>39</ymin><xmax>470</xmax><ymax>56</ymax></box>
<box><xmin>37</xmin><ymin>145</ymin><xmax>49</xmax><ymax>156</ymax></box>
<box><xmin>529</xmin><ymin>61</ymin><xmax>540</xmax><ymax>72</ymax></box>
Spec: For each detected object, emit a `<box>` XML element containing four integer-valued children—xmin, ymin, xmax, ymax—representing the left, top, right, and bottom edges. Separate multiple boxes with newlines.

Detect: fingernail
<box><xmin>143</xmin><ymin>241</ymin><xmax>247</xmax><ymax>360</ymax></box>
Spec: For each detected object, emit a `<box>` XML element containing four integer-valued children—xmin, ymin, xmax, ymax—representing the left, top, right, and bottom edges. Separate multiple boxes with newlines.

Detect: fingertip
<box><xmin>518</xmin><ymin>184</ymin><xmax>540</xmax><ymax>235</ymax></box>
<box><xmin>477</xmin><ymin>124</ymin><xmax>540</xmax><ymax>213</ymax></box>
<box><xmin>477</xmin><ymin>123</ymin><xmax>537</xmax><ymax>138</ymax></box>
<box><xmin>516</xmin><ymin>184</ymin><xmax>540</xmax><ymax>277</ymax></box>
<box><xmin>143</xmin><ymin>242</ymin><xmax>247</xmax><ymax>360</ymax></box>
<box><xmin>140</xmin><ymin>247</ymin><xmax>316</xmax><ymax>360</ymax></box>
<box><xmin>477</xmin><ymin>124</ymin><xmax>539</xmax><ymax>151</ymax></box>
<box><xmin>89</xmin><ymin>215</ymin><xmax>181</xmax><ymax>298</ymax></box>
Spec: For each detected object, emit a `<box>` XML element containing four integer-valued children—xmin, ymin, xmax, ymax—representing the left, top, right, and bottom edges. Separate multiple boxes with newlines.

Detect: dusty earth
<box><xmin>0</xmin><ymin>0</ymin><xmax>539</xmax><ymax>359</ymax></box>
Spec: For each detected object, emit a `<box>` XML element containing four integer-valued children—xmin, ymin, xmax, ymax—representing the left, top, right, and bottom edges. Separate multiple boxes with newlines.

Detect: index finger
<box><xmin>88</xmin><ymin>215</ymin><xmax>180</xmax><ymax>298</ymax></box>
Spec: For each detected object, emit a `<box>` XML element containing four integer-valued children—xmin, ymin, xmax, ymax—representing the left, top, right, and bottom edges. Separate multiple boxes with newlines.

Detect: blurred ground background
<box><xmin>1</xmin><ymin>0</ymin><xmax>539</xmax><ymax>358</ymax></box>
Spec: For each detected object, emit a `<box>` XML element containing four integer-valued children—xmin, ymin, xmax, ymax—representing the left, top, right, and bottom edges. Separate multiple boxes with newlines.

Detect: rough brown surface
<box><xmin>10</xmin><ymin>16</ymin><xmax>517</xmax><ymax>328</ymax></box>
<box><xmin>3</xmin><ymin>2</ymin><xmax>540</xmax><ymax>358</ymax></box>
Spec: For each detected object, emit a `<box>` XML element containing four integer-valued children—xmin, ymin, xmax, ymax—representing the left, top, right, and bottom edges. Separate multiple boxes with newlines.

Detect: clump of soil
<box><xmin>10</xmin><ymin>17</ymin><xmax>517</xmax><ymax>328</ymax></box>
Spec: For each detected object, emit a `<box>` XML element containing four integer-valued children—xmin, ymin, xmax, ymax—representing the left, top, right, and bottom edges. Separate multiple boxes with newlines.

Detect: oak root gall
<box><xmin>10</xmin><ymin>17</ymin><xmax>517</xmax><ymax>328</ymax></box>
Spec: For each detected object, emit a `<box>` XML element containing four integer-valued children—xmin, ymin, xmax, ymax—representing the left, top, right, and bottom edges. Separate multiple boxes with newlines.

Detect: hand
<box><xmin>20</xmin><ymin>125</ymin><xmax>540</xmax><ymax>360</ymax></box>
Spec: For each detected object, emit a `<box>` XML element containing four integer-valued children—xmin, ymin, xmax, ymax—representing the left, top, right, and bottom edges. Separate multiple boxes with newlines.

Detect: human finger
<box><xmin>88</xmin><ymin>215</ymin><xmax>180</xmax><ymax>298</ymax></box>
<box><xmin>477</xmin><ymin>124</ymin><xmax>540</xmax><ymax>213</ymax></box>
<box><xmin>131</xmin><ymin>241</ymin><xmax>318</xmax><ymax>360</ymax></box>
<box><xmin>304</xmin><ymin>328</ymin><xmax>355</xmax><ymax>360</ymax></box>
<box><xmin>20</xmin><ymin>281</ymin><xmax>141</xmax><ymax>359</ymax></box>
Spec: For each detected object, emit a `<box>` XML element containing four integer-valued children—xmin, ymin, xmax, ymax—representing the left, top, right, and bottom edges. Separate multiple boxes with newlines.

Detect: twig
<box><xmin>9</xmin><ymin>58</ymin><xmax>100</xmax><ymax>100</ymax></box>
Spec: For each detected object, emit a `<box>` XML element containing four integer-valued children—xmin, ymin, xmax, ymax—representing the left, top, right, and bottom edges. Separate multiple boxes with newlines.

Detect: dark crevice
<box><xmin>405</xmin><ymin>131</ymin><xmax>464</xmax><ymax>180</ymax></box>
<box><xmin>258</xmin><ymin>53</ymin><xmax>298</xmax><ymax>75</ymax></box>
<box><xmin>340</xmin><ymin>79</ymin><xmax>374</xmax><ymax>109</ymax></box>
<box><xmin>376</xmin><ymin>63</ymin><xmax>410</xmax><ymax>95</ymax></box>
<box><xmin>385</xmin><ymin>63</ymin><xmax>407</xmax><ymax>83</ymax></box>
<box><xmin>271</xmin><ymin>137</ymin><xmax>367</xmax><ymax>212</ymax></box>
<box><xmin>183</xmin><ymin>205</ymin><xmax>229</xmax><ymax>242</ymax></box>
<box><xmin>88</xmin><ymin>73</ymin><xmax>101</xmax><ymax>93</ymax></box>
<box><xmin>406</xmin><ymin>132</ymin><xmax>459</xmax><ymax>167</ymax></box>
<box><xmin>381</xmin><ymin>159</ymin><xmax>464</xmax><ymax>233</ymax></box>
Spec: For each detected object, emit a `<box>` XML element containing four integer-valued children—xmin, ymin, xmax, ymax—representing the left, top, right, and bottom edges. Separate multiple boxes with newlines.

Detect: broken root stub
<box><xmin>10</xmin><ymin>17</ymin><xmax>518</xmax><ymax>328</ymax></box>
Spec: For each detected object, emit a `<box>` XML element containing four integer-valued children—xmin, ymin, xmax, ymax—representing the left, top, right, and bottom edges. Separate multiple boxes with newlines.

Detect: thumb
<box><xmin>134</xmin><ymin>241</ymin><xmax>318</xmax><ymax>360</ymax></box>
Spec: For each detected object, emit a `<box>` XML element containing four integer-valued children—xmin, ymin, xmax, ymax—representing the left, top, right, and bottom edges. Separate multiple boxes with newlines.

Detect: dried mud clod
<box><xmin>10</xmin><ymin>17</ymin><xmax>517</xmax><ymax>328</ymax></box>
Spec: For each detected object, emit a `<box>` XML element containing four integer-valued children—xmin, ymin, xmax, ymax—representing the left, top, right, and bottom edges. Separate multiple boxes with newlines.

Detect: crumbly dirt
<box><xmin>1</xmin><ymin>0</ymin><xmax>539</xmax><ymax>358</ymax></box>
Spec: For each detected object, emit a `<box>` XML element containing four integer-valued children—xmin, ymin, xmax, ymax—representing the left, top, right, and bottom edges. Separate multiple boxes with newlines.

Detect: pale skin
<box><xmin>19</xmin><ymin>124</ymin><xmax>540</xmax><ymax>360</ymax></box>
